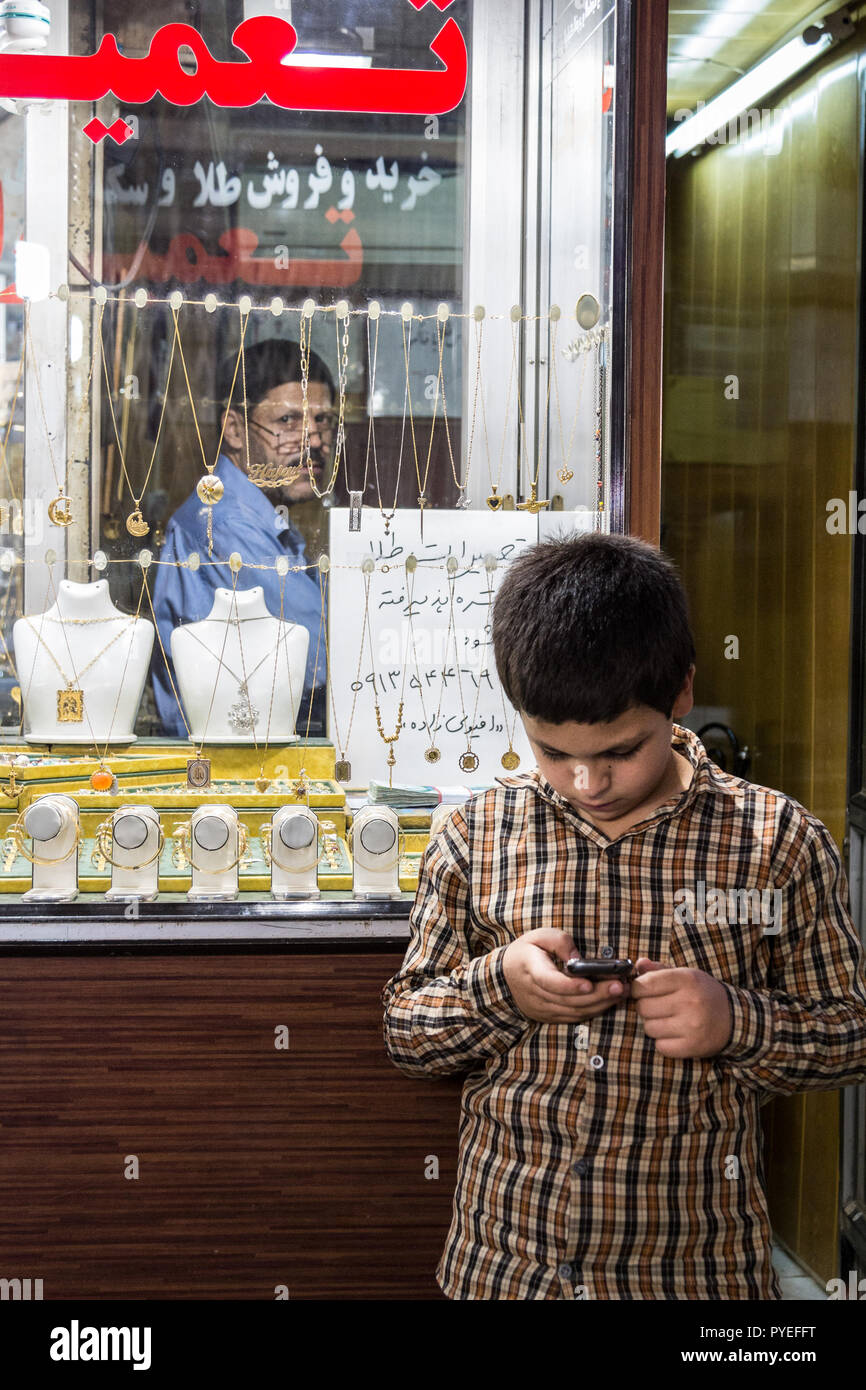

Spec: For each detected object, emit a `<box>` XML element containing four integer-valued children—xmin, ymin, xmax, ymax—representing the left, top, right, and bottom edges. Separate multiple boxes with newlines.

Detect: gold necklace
<box><xmin>99</xmin><ymin>294</ymin><xmax>180</xmax><ymax>538</ymax></box>
<box><xmin>26</xmin><ymin>305</ymin><xmax>74</xmax><ymax>529</ymax></box>
<box><xmin>292</xmin><ymin>558</ymin><xmax>328</xmax><ymax>799</ymax></box>
<box><xmin>297</xmin><ymin>306</ymin><xmax>348</xmax><ymax>499</ymax></box>
<box><xmin>486</xmin><ymin>309</ymin><xmax>520</xmax><ymax>510</ymax></box>
<box><xmin>421</xmin><ymin>554</ymin><xmax>459</xmax><ymax>766</ymax></box>
<box><xmin>444</xmin><ymin>561</ymin><xmax>486</xmax><ymax>775</ymax></box>
<box><xmin>372</xmin><ymin>313</ymin><xmax>407</xmax><ymax>535</ymax></box>
<box><xmin>21</xmin><ymin>613</ymin><xmax>137</xmax><ymax>724</ymax></box>
<box><xmin>175</xmin><ymin>299</ymin><xmax>250</xmax><ymax>554</ymax></box>
<box><xmin>551</xmin><ymin>315</ymin><xmax>589</xmax><ymax>486</ymax></box>
<box><xmin>326</xmin><ymin>563</ymin><xmax>373</xmax><ymax>783</ymax></box>
<box><xmin>366</xmin><ymin>563</ymin><xmax>415</xmax><ymax>787</ymax></box>
<box><xmin>516</xmin><ymin>311</ymin><xmax>557</xmax><ymax>515</ymax></box>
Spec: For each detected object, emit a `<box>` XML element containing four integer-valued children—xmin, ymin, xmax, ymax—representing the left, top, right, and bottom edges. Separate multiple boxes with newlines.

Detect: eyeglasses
<box><xmin>249</xmin><ymin>409</ymin><xmax>338</xmax><ymax>443</ymax></box>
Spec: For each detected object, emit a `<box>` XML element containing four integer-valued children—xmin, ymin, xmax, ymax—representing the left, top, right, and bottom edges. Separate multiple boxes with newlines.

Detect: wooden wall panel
<box><xmin>661</xmin><ymin>45</ymin><xmax>860</xmax><ymax>1281</ymax></box>
<box><xmin>0</xmin><ymin>952</ymin><xmax>462</xmax><ymax>1300</ymax></box>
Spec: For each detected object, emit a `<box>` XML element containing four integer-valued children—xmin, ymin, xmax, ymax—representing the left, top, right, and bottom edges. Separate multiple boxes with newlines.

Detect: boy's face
<box><xmin>520</xmin><ymin>668</ymin><xmax>695</xmax><ymax>827</ymax></box>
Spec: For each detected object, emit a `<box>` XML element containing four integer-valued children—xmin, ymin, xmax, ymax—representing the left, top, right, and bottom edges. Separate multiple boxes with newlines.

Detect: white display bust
<box><xmin>13</xmin><ymin>579</ymin><xmax>155</xmax><ymax>745</ymax></box>
<box><xmin>171</xmin><ymin>586</ymin><xmax>309</xmax><ymax>744</ymax></box>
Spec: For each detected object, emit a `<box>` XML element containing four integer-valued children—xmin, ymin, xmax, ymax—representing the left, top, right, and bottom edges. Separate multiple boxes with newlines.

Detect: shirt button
<box><xmin>589</xmin><ymin>1054</ymin><xmax>605</xmax><ymax>1069</ymax></box>
<box><xmin>573</xmin><ymin>1159</ymin><xmax>589</xmax><ymax>1176</ymax></box>
<box><xmin>558</xmin><ymin>1262</ymin><xmax>573</xmax><ymax>1280</ymax></box>
<box><xmin>599</xmin><ymin>945</ymin><xmax>614</xmax><ymax>959</ymax></box>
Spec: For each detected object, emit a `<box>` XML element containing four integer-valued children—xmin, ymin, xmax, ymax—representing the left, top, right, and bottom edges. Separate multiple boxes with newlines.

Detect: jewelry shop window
<box><xmin>0</xmin><ymin>0</ymin><xmax>627</xmax><ymax>904</ymax></box>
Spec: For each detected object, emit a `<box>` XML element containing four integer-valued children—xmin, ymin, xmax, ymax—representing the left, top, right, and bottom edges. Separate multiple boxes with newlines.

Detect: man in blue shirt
<box><xmin>151</xmin><ymin>338</ymin><xmax>334</xmax><ymax>738</ymax></box>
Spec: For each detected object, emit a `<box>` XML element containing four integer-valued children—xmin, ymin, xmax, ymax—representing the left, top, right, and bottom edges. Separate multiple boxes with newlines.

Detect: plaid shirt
<box><xmin>381</xmin><ymin>724</ymin><xmax>866</xmax><ymax>1300</ymax></box>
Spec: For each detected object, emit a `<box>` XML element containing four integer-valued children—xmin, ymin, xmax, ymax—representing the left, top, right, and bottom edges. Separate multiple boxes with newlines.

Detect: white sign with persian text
<box><xmin>328</xmin><ymin>507</ymin><xmax>598</xmax><ymax>789</ymax></box>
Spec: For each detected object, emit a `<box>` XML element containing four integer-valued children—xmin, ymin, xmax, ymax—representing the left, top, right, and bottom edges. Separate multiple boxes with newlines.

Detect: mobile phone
<box><xmin>563</xmin><ymin>957</ymin><xmax>635</xmax><ymax>981</ymax></box>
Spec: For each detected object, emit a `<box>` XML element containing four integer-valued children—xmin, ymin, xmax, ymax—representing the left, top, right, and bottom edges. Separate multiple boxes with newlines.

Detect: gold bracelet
<box><xmin>173</xmin><ymin>821</ymin><xmax>249</xmax><ymax>874</ymax></box>
<box><xmin>93</xmin><ymin>819</ymin><xmax>165</xmax><ymax>871</ymax></box>
<box><xmin>259</xmin><ymin>820</ymin><xmax>325</xmax><ymax>874</ymax></box>
<box><xmin>8</xmin><ymin>817</ymin><xmax>81</xmax><ymax>867</ymax></box>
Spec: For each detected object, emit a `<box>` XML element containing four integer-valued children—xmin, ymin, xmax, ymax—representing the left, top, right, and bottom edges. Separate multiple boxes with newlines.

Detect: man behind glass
<box><xmin>151</xmin><ymin>338</ymin><xmax>335</xmax><ymax>738</ymax></box>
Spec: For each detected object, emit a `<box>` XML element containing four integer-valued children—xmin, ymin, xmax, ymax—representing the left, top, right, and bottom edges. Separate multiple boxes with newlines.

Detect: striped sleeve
<box><xmin>381</xmin><ymin>808</ymin><xmax>531</xmax><ymax>1078</ymax></box>
<box><xmin>715</xmin><ymin>820</ymin><xmax>866</xmax><ymax>1095</ymax></box>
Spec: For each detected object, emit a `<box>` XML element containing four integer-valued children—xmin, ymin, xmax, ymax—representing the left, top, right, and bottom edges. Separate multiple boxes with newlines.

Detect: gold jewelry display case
<box><xmin>0</xmin><ymin>742</ymin><xmax>428</xmax><ymax>897</ymax></box>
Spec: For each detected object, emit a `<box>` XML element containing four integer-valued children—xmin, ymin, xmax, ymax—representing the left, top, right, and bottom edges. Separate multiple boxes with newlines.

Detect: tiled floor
<box><xmin>772</xmin><ymin>1242</ymin><xmax>828</xmax><ymax>1299</ymax></box>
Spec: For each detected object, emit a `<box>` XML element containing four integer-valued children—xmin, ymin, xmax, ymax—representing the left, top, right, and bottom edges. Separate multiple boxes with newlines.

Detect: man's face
<box><xmin>223</xmin><ymin>381</ymin><xmax>335</xmax><ymax>506</ymax></box>
<box><xmin>520</xmin><ymin>671</ymin><xmax>694</xmax><ymax>827</ymax></box>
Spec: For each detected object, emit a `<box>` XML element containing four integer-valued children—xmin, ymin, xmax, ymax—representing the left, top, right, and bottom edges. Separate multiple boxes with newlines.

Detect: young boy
<box><xmin>381</xmin><ymin>532</ymin><xmax>866</xmax><ymax>1300</ymax></box>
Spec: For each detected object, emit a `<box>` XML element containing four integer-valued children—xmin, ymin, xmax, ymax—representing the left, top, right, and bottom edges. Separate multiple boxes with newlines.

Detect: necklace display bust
<box><xmin>13</xmin><ymin>579</ymin><xmax>155</xmax><ymax>744</ymax></box>
<box><xmin>171</xmin><ymin>586</ymin><xmax>309</xmax><ymax>744</ymax></box>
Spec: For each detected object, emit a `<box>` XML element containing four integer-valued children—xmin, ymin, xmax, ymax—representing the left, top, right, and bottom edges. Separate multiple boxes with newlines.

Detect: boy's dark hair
<box><xmin>216</xmin><ymin>338</ymin><xmax>334</xmax><ymax>413</ymax></box>
<box><xmin>492</xmin><ymin>531</ymin><xmax>696</xmax><ymax>724</ymax></box>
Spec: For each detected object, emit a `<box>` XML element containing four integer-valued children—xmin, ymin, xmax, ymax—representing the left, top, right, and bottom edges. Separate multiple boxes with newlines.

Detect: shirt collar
<box><xmin>495</xmin><ymin>723</ymin><xmax>744</xmax><ymax>827</ymax></box>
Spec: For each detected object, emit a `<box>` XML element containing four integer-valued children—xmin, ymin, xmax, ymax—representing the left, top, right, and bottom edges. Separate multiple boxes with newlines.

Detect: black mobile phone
<box><xmin>564</xmin><ymin>957</ymin><xmax>635</xmax><ymax>981</ymax></box>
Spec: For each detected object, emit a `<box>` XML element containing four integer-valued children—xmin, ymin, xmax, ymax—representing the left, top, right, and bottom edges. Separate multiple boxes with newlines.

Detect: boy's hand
<box><xmin>631</xmin><ymin>958</ymin><xmax>733</xmax><ymax>1059</ymax></box>
<box><xmin>503</xmin><ymin>929</ymin><xmax>631</xmax><ymax>1024</ymax></box>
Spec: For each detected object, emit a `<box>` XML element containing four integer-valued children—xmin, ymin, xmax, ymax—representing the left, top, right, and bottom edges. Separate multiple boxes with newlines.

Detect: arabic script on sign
<box><xmin>0</xmin><ymin>16</ymin><xmax>468</xmax><ymax>116</ymax></box>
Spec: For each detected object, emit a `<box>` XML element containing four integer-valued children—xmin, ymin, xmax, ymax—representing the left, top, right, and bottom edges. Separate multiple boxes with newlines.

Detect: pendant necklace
<box><xmin>480</xmin><ymin>554</ymin><xmax>521</xmax><ymax>771</ymax></box>
<box><xmin>516</xmin><ymin>309</ymin><xmax>557</xmax><ymax>515</ymax></box>
<box><xmin>595</xmin><ymin>332</ymin><xmax>607</xmax><ymax>527</ymax></box>
<box><xmin>427</xmin><ymin>308</ymin><xmax>464</xmax><ymax>511</ymax></box>
<box><xmin>400</xmin><ymin>309</ymin><xmax>433</xmax><ymax>542</ymax></box>
<box><xmin>349</xmin><ymin>306</ymin><xmax>382</xmax><ymax>534</ymax></box>
<box><xmin>456</xmin><ymin>307</ymin><xmax>485</xmax><ymax>510</ymax></box>
<box><xmin>292</xmin><ymin>558</ymin><xmax>328</xmax><ymax>800</ymax></box>
<box><xmin>178</xmin><ymin>621</ymin><xmax>301</xmax><ymax>737</ymax></box>
<box><xmin>486</xmin><ymin>308</ymin><xmax>520</xmax><ymax>511</ymax></box>
<box><xmin>372</xmin><ymin>310</ymin><xmax>406</xmax><ymax>535</ymax></box>
<box><xmin>26</xmin><ymin>305</ymin><xmax>75</xmax><ymax>531</ymax></box>
<box><xmin>21</xmin><ymin>614</ymin><xmax>137</xmax><ymax>725</ymax></box>
<box><xmin>419</xmin><ymin>554</ymin><xmax>460</xmax><ymax>767</ymax></box>
<box><xmin>98</xmin><ymin>294</ymin><xmax>179</xmax><ymax>539</ymax></box>
<box><xmin>443</xmin><ymin>556</ymin><xmax>487</xmax><ymax>775</ymax></box>
<box><xmin>176</xmin><ymin>299</ymin><xmax>250</xmax><ymax>555</ymax></box>
<box><xmin>297</xmin><ymin>303</ymin><xmax>349</xmax><ymax>499</ymax></box>
<box><xmin>365</xmin><ymin>561</ymin><xmax>415</xmax><ymax>788</ymax></box>
<box><xmin>403</xmin><ymin>552</ymin><xmax>436</xmax><ymax>764</ymax></box>
<box><xmin>326</xmin><ymin>558</ymin><xmax>374</xmax><ymax>783</ymax></box>
<box><xmin>551</xmin><ymin>317</ymin><xmax>590</xmax><ymax>486</ymax></box>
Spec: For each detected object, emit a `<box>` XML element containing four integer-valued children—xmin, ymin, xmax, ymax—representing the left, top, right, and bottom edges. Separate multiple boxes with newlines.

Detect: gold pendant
<box><xmin>196</xmin><ymin>474</ymin><xmax>225</xmax><ymax>506</ymax></box>
<box><xmin>425</xmin><ymin>748</ymin><xmax>441</xmax><ymax>765</ymax></box>
<box><xmin>501</xmin><ymin>750</ymin><xmax>521</xmax><ymax>771</ymax></box>
<box><xmin>187</xmin><ymin>758</ymin><xmax>211</xmax><ymax>790</ymax></box>
<box><xmin>335</xmin><ymin>759</ymin><xmax>351</xmax><ymax>782</ymax></box>
<box><xmin>90</xmin><ymin>764</ymin><xmax>115</xmax><ymax>792</ymax></box>
<box><xmin>387</xmin><ymin>747</ymin><xmax>396</xmax><ymax>768</ymax></box>
<box><xmin>459</xmin><ymin>751</ymin><xmax>479</xmax><ymax>774</ymax></box>
<box><xmin>517</xmin><ymin>485</ymin><xmax>550</xmax><ymax>515</ymax></box>
<box><xmin>255</xmin><ymin>777</ymin><xmax>271</xmax><ymax>793</ymax></box>
<box><xmin>48</xmin><ymin>495</ymin><xmax>74</xmax><ymax>528</ymax></box>
<box><xmin>558</xmin><ymin>468</ymin><xmax>574</xmax><ymax>484</ymax></box>
<box><xmin>57</xmin><ymin>687</ymin><xmax>84</xmax><ymax>722</ymax></box>
<box><xmin>486</xmin><ymin>487</ymin><xmax>502</xmax><ymax>512</ymax></box>
<box><xmin>126</xmin><ymin>508</ymin><xmax>150</xmax><ymax>537</ymax></box>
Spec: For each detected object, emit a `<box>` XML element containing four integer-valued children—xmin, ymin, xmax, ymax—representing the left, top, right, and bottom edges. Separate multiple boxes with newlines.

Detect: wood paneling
<box><xmin>661</xmin><ymin>46</ymin><xmax>860</xmax><ymax>1281</ymax></box>
<box><xmin>626</xmin><ymin>0</ymin><xmax>668</xmax><ymax>544</ymax></box>
<box><xmin>0</xmin><ymin>951</ymin><xmax>461</xmax><ymax>1299</ymax></box>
